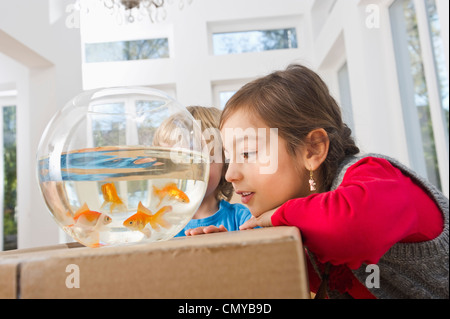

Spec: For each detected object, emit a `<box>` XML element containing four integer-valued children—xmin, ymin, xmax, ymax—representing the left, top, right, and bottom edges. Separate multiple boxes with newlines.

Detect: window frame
<box><xmin>83</xmin><ymin>37</ymin><xmax>171</xmax><ymax>63</ymax></box>
<box><xmin>389</xmin><ymin>0</ymin><xmax>449</xmax><ymax>195</ymax></box>
<box><xmin>212</xmin><ymin>79</ymin><xmax>254</xmax><ymax>110</ymax></box>
<box><xmin>207</xmin><ymin>15</ymin><xmax>303</xmax><ymax>56</ymax></box>
<box><xmin>0</xmin><ymin>94</ymin><xmax>17</xmax><ymax>251</ymax></box>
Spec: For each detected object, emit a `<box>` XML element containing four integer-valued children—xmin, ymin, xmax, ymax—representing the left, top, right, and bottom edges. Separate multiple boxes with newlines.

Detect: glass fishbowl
<box><xmin>37</xmin><ymin>87</ymin><xmax>209</xmax><ymax>247</ymax></box>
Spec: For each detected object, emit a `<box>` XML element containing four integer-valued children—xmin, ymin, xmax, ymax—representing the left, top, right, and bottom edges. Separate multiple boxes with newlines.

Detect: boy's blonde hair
<box><xmin>154</xmin><ymin>106</ymin><xmax>234</xmax><ymax>201</ymax></box>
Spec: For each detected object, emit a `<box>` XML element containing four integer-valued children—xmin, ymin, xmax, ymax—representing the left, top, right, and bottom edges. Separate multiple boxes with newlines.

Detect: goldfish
<box><xmin>100</xmin><ymin>183</ymin><xmax>127</xmax><ymax>213</ymax></box>
<box><xmin>153</xmin><ymin>182</ymin><xmax>190</xmax><ymax>207</ymax></box>
<box><xmin>68</xmin><ymin>203</ymin><xmax>112</xmax><ymax>230</ymax></box>
<box><xmin>65</xmin><ymin>204</ymin><xmax>112</xmax><ymax>248</ymax></box>
<box><xmin>133</xmin><ymin>157</ymin><xmax>157</xmax><ymax>165</ymax></box>
<box><xmin>123</xmin><ymin>202</ymin><xmax>172</xmax><ymax>237</ymax></box>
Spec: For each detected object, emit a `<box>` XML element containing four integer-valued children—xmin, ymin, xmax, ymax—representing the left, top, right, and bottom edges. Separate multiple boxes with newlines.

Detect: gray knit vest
<box><xmin>312</xmin><ymin>153</ymin><xmax>449</xmax><ymax>299</ymax></box>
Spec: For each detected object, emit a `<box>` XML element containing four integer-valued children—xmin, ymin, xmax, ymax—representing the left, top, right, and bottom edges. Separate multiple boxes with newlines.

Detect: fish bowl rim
<box><xmin>67</xmin><ymin>86</ymin><xmax>185</xmax><ymax>114</ymax></box>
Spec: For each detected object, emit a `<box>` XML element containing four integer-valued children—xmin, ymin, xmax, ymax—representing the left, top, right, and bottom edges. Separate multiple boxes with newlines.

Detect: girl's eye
<box><xmin>242</xmin><ymin>151</ymin><xmax>256</xmax><ymax>160</ymax></box>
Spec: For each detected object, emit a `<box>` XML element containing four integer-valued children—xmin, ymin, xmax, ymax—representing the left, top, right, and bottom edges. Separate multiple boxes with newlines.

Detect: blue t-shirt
<box><xmin>175</xmin><ymin>200</ymin><xmax>252</xmax><ymax>237</ymax></box>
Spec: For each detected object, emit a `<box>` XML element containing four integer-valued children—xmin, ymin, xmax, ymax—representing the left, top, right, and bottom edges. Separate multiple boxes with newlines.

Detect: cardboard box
<box><xmin>0</xmin><ymin>227</ymin><xmax>309</xmax><ymax>299</ymax></box>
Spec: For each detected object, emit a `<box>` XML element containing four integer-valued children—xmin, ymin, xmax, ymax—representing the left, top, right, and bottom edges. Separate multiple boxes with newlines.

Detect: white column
<box><xmin>414</xmin><ymin>0</ymin><xmax>449</xmax><ymax>196</ymax></box>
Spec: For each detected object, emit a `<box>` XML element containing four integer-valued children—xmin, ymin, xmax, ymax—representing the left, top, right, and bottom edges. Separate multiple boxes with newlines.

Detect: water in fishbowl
<box><xmin>38</xmin><ymin>146</ymin><xmax>208</xmax><ymax>248</ymax></box>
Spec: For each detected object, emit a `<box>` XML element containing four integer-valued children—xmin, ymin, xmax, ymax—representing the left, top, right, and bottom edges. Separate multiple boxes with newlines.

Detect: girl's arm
<box><xmin>239</xmin><ymin>208</ymin><xmax>276</xmax><ymax>229</ymax></box>
<box><xmin>271</xmin><ymin>157</ymin><xmax>443</xmax><ymax>269</ymax></box>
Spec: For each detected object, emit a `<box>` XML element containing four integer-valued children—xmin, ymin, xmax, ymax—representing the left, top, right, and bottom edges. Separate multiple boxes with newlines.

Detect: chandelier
<box><xmin>102</xmin><ymin>0</ymin><xmax>192</xmax><ymax>23</ymax></box>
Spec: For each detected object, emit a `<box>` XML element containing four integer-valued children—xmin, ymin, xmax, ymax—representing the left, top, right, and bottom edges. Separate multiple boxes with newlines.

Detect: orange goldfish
<box><xmin>69</xmin><ymin>203</ymin><xmax>112</xmax><ymax>230</ymax></box>
<box><xmin>153</xmin><ymin>182</ymin><xmax>190</xmax><ymax>206</ymax></box>
<box><xmin>100</xmin><ymin>182</ymin><xmax>127</xmax><ymax>213</ymax></box>
<box><xmin>133</xmin><ymin>157</ymin><xmax>156</xmax><ymax>165</ymax></box>
<box><xmin>123</xmin><ymin>202</ymin><xmax>172</xmax><ymax>237</ymax></box>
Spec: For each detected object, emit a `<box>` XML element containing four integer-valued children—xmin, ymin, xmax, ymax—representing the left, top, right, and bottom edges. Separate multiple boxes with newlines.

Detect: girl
<box><xmin>218</xmin><ymin>64</ymin><xmax>448</xmax><ymax>299</ymax></box>
<box><xmin>154</xmin><ymin>106</ymin><xmax>252</xmax><ymax>236</ymax></box>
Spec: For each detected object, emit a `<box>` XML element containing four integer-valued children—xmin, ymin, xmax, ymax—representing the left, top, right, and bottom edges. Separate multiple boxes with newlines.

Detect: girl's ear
<box><xmin>302</xmin><ymin>128</ymin><xmax>330</xmax><ymax>171</ymax></box>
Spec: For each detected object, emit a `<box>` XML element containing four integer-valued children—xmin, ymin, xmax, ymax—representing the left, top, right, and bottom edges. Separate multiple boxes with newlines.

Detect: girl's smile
<box><xmin>235</xmin><ymin>191</ymin><xmax>255</xmax><ymax>205</ymax></box>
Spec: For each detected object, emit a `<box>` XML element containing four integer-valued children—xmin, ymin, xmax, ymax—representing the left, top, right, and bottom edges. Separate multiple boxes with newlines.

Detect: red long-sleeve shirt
<box><xmin>271</xmin><ymin>157</ymin><xmax>444</xmax><ymax>298</ymax></box>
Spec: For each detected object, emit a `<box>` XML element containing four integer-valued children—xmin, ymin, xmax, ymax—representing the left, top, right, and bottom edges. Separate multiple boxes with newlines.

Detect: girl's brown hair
<box><xmin>220</xmin><ymin>64</ymin><xmax>360</xmax><ymax>191</ymax></box>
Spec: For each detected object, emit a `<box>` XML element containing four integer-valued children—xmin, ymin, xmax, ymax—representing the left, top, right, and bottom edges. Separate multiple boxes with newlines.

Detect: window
<box><xmin>88</xmin><ymin>98</ymin><xmax>168</xmax><ymax>147</ymax></box>
<box><xmin>90</xmin><ymin>103</ymin><xmax>126</xmax><ymax>146</ymax></box>
<box><xmin>426</xmin><ymin>0</ymin><xmax>449</xmax><ymax>135</ymax></box>
<box><xmin>218</xmin><ymin>91</ymin><xmax>236</xmax><ymax>108</ymax></box>
<box><xmin>390</xmin><ymin>0</ymin><xmax>448</xmax><ymax>192</ymax></box>
<box><xmin>85</xmin><ymin>38</ymin><xmax>169</xmax><ymax>63</ymax></box>
<box><xmin>135</xmin><ymin>100</ymin><xmax>167</xmax><ymax>146</ymax></box>
<box><xmin>212</xmin><ymin>28</ymin><xmax>298</xmax><ymax>55</ymax></box>
<box><xmin>2</xmin><ymin>105</ymin><xmax>17</xmax><ymax>250</ymax></box>
<box><xmin>212</xmin><ymin>80</ymin><xmax>250</xmax><ymax>110</ymax></box>
<box><xmin>337</xmin><ymin>62</ymin><xmax>355</xmax><ymax>134</ymax></box>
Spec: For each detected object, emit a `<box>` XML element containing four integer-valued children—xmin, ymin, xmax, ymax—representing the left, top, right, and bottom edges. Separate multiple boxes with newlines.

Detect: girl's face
<box><xmin>221</xmin><ymin>109</ymin><xmax>309</xmax><ymax>217</ymax></box>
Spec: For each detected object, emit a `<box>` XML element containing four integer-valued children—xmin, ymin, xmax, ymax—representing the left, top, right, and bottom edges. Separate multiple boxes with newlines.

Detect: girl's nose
<box><xmin>225</xmin><ymin>161</ymin><xmax>243</xmax><ymax>183</ymax></box>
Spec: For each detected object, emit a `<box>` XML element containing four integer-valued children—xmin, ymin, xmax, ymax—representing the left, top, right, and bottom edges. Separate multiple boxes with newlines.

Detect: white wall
<box><xmin>81</xmin><ymin>0</ymin><xmax>313</xmax><ymax>107</ymax></box>
<box><xmin>0</xmin><ymin>0</ymin><xmax>82</xmax><ymax>249</ymax></box>
<box><xmin>313</xmin><ymin>0</ymin><xmax>410</xmax><ymax>164</ymax></box>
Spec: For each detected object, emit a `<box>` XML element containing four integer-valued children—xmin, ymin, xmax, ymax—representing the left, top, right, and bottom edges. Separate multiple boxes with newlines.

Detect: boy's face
<box><xmin>203</xmin><ymin>131</ymin><xmax>225</xmax><ymax>200</ymax></box>
<box><xmin>221</xmin><ymin>109</ymin><xmax>308</xmax><ymax>217</ymax></box>
<box><xmin>205</xmin><ymin>162</ymin><xmax>223</xmax><ymax>199</ymax></box>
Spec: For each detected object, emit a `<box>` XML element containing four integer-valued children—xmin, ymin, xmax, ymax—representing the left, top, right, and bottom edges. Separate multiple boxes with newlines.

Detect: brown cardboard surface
<box><xmin>0</xmin><ymin>242</ymin><xmax>83</xmax><ymax>299</ymax></box>
<box><xmin>0</xmin><ymin>262</ymin><xmax>17</xmax><ymax>299</ymax></box>
<box><xmin>0</xmin><ymin>227</ymin><xmax>309</xmax><ymax>299</ymax></box>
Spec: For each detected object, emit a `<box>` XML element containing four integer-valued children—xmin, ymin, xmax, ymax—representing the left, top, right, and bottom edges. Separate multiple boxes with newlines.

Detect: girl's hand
<box><xmin>239</xmin><ymin>207</ymin><xmax>278</xmax><ymax>230</ymax></box>
<box><xmin>185</xmin><ymin>225</ymin><xmax>228</xmax><ymax>236</ymax></box>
